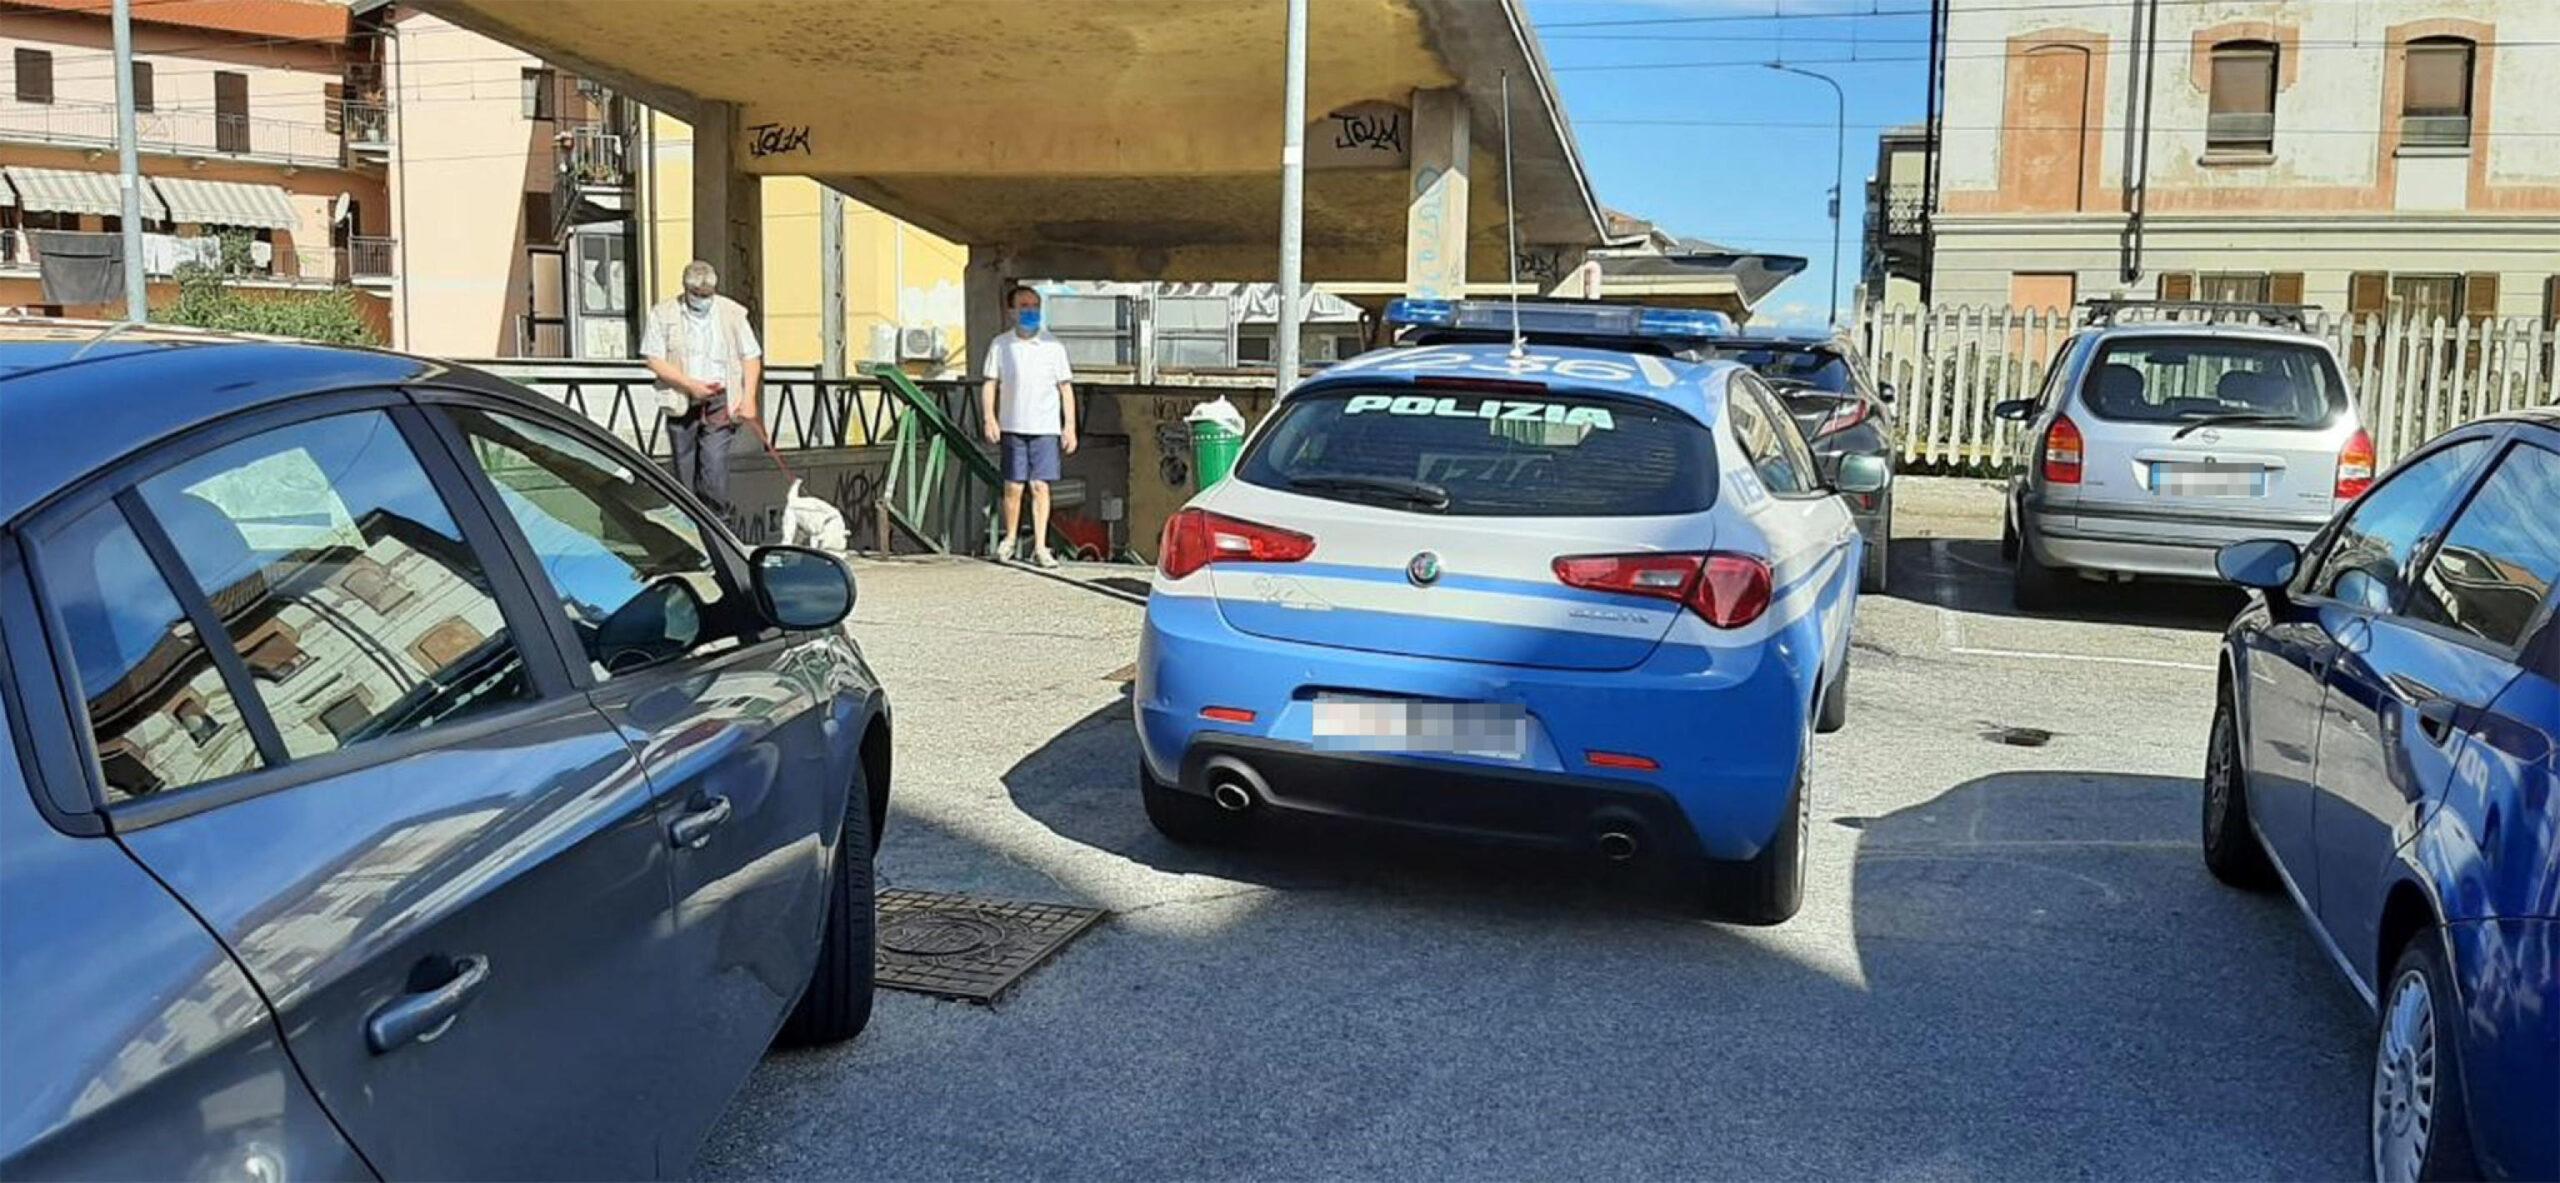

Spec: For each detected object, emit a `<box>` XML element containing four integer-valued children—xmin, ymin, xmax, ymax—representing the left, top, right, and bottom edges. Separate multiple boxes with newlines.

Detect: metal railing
<box><xmin>335</xmin><ymin>99</ymin><xmax>392</xmax><ymax>152</ymax></box>
<box><xmin>1874</xmin><ymin>190</ymin><xmax>1928</xmax><ymax>236</ymax></box>
<box><xmin>0</xmin><ymin>228</ymin><xmax>27</xmax><ymax>270</ymax></box>
<box><xmin>1859</xmin><ymin>303</ymin><xmax>2556</xmax><ymax>475</ymax></box>
<box><xmin>2205</xmin><ymin>111</ymin><xmax>2276</xmax><ymax>153</ymax></box>
<box><xmin>347</xmin><ymin>236</ymin><xmax>394</xmax><ymax>281</ymax></box>
<box><xmin>2401</xmin><ymin>115</ymin><xmax>2472</xmax><ymax>149</ymax></box>
<box><xmin>554</xmin><ymin>120</ymin><xmax>630</xmax><ymax>190</ymax></box>
<box><xmin>0</xmin><ymin>98</ymin><xmax>348</xmax><ymax>167</ymax></box>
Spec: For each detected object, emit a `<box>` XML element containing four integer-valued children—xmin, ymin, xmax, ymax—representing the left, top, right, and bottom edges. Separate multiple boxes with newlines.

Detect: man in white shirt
<box><xmin>979</xmin><ymin>284</ymin><xmax>1078</xmax><ymax>567</ymax></box>
<box><xmin>639</xmin><ymin>260</ymin><xmax>763</xmax><ymax>521</ymax></box>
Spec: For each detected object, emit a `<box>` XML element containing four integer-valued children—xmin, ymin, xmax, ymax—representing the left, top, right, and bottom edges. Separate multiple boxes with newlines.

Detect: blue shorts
<box><xmin>1001</xmin><ymin>433</ymin><xmax>1062</xmax><ymax>484</ymax></box>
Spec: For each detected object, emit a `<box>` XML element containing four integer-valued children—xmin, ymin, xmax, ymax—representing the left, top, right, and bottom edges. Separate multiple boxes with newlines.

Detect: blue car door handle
<box><xmin>668</xmin><ymin>795</ymin><xmax>734</xmax><ymax>849</ymax></box>
<box><xmin>366</xmin><ymin>955</ymin><xmax>491</xmax><ymax>1054</ymax></box>
<box><xmin>2413</xmin><ymin>696</ymin><xmax>2461</xmax><ymax>745</ymax></box>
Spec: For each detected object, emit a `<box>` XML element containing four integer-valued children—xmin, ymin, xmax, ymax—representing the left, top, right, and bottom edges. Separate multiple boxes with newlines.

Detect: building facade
<box><xmin>1</xmin><ymin>0</ymin><xmax>395</xmax><ymax>336</ymax></box>
<box><xmin>1907</xmin><ymin>0</ymin><xmax>2560</xmax><ymax>322</ymax></box>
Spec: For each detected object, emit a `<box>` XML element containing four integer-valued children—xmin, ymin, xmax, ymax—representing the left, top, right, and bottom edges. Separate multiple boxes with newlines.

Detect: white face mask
<box><xmin>683</xmin><ymin>291</ymin><xmax>713</xmax><ymax>312</ymax></box>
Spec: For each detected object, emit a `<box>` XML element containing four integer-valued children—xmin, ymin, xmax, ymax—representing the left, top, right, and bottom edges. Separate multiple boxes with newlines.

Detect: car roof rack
<box><xmin>2081</xmin><ymin>298</ymin><xmax>2311</xmax><ymax>330</ymax></box>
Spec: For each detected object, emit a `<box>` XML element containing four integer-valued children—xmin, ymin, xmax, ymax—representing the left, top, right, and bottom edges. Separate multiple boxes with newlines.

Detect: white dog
<box><xmin>780</xmin><ymin>479</ymin><xmax>850</xmax><ymax>551</ymax></box>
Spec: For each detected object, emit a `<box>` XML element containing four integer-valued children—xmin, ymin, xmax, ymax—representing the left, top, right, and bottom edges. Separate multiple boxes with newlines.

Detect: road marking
<box><xmin>1948</xmin><ymin>646</ymin><xmax>2215</xmax><ymax>673</ymax></box>
<box><xmin>1925</xmin><ymin>538</ymin><xmax>2214</xmax><ymax>673</ymax></box>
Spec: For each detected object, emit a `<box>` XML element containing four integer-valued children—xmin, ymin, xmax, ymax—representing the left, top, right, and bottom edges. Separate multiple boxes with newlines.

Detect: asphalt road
<box><xmin>694</xmin><ymin>476</ymin><xmax>2373</xmax><ymax>1181</ymax></box>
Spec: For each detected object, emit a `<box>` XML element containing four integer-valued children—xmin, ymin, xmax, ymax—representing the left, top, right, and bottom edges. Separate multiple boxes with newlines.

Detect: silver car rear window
<box><xmin>2082</xmin><ymin>337</ymin><xmax>2348</xmax><ymax>429</ymax></box>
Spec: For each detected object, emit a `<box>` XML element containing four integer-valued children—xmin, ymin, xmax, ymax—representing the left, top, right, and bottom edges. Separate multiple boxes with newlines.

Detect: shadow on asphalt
<box><xmin>968</xmin><ymin>712</ymin><xmax>2371</xmax><ymax>1177</ymax></box>
<box><xmin>1877</xmin><ymin>535</ymin><xmax>2249</xmax><ymax>633</ymax></box>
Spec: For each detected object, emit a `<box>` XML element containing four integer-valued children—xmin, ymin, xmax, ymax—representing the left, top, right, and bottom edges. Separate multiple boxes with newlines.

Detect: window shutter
<box><xmin>2349</xmin><ymin>272</ymin><xmax>2388</xmax><ymax>317</ymax></box>
<box><xmin>2270</xmin><ymin>273</ymin><xmax>2304</xmax><ymax>307</ymax></box>
<box><xmin>2159</xmin><ymin>273</ymin><xmax>2194</xmax><ymax>301</ymax></box>
<box><xmin>2544</xmin><ymin>275</ymin><xmax>2559</xmax><ymax>331</ymax></box>
<box><xmin>2460</xmin><ymin>273</ymin><xmax>2498</xmax><ymax>322</ymax></box>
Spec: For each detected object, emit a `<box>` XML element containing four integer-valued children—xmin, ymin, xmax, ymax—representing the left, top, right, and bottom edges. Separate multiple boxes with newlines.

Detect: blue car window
<box><xmin>39</xmin><ymin>500</ymin><xmax>264</xmax><ymax>802</ymax></box>
<box><xmin>134</xmin><ymin>411</ymin><xmax>533</xmax><ymax>761</ymax></box>
<box><xmin>2407</xmin><ymin>443</ymin><xmax>2560</xmax><ymax>649</ymax></box>
<box><xmin>448</xmin><ymin>408</ymin><xmax>751</xmax><ymax>679</ymax></box>
<box><xmin>2307</xmin><ymin>440</ymin><xmax>2488</xmax><ymax>607</ymax></box>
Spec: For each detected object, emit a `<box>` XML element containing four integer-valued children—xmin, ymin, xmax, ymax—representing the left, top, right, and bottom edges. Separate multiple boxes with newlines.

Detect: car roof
<box><xmin>0</xmin><ymin>327</ymin><xmax>515</xmax><ymax>524</ymax></box>
<box><xmin>1302</xmin><ymin>340</ymin><xmax>1740</xmax><ymax>424</ymax></box>
<box><xmin>2078</xmin><ymin>321</ymin><xmax>2332</xmax><ymax>349</ymax></box>
<box><xmin>1709</xmin><ymin>331</ymin><xmax>1841</xmax><ymax>348</ymax></box>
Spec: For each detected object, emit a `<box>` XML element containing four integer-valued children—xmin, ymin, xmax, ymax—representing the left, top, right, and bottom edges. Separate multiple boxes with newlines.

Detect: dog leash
<box><xmin>745</xmin><ymin>417</ymin><xmax>797</xmax><ymax>480</ymax></box>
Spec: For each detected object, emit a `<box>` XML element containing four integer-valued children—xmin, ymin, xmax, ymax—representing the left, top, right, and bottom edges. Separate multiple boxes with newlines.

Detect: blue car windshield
<box><xmin>1237</xmin><ymin>387</ymin><xmax>1718</xmax><ymax>517</ymax></box>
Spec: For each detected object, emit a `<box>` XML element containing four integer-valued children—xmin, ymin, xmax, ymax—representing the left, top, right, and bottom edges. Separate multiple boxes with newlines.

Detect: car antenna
<box><xmin>68</xmin><ymin>317</ymin><xmax>144</xmax><ymax>361</ymax></box>
<box><xmin>1502</xmin><ymin>69</ymin><xmax>1525</xmax><ymax>360</ymax></box>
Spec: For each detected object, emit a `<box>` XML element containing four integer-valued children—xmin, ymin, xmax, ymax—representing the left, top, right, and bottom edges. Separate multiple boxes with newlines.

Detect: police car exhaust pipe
<box><xmin>1596</xmin><ymin>831</ymin><xmax>1639</xmax><ymax>862</ymax></box>
<box><xmin>1203</xmin><ymin>756</ymin><xmax>1265</xmax><ymax>813</ymax></box>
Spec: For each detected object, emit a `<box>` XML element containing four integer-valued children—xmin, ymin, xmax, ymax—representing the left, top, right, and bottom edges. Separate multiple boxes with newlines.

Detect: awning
<box><xmin>151</xmin><ymin>176</ymin><xmax>300</xmax><ymax>231</ymax></box>
<box><xmin>4</xmin><ymin>167</ymin><xmax>168</xmax><ymax>221</ymax></box>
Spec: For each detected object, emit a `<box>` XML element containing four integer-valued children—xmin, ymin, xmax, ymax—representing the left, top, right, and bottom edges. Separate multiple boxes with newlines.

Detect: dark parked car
<box><xmin>0</xmin><ymin>324</ymin><xmax>890</xmax><ymax>1179</ymax></box>
<box><xmin>1696</xmin><ymin>332</ymin><xmax>1897</xmax><ymax>590</ymax></box>
<box><xmin>2204</xmin><ymin>410</ymin><xmax>2558</xmax><ymax>1182</ymax></box>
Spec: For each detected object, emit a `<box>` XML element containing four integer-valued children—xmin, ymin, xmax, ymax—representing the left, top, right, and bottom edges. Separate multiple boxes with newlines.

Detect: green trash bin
<box><xmin>1185</xmin><ymin>397</ymin><xmax>1249</xmax><ymax>489</ymax></box>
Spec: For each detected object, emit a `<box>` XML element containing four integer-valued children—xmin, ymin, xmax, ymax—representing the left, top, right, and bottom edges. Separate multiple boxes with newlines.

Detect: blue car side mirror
<box><xmin>2214</xmin><ymin>538</ymin><xmax>2301</xmax><ymax>591</ymax></box>
<box><xmin>753</xmin><ymin>546</ymin><xmax>855</xmax><ymax>629</ymax></box>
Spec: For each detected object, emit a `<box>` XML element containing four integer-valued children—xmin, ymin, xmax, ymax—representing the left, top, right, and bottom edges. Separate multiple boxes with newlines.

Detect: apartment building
<box><xmin>1888</xmin><ymin>0</ymin><xmax>2560</xmax><ymax>324</ymax></box>
<box><xmin>0</xmin><ymin>0</ymin><xmax>395</xmax><ymax>335</ymax></box>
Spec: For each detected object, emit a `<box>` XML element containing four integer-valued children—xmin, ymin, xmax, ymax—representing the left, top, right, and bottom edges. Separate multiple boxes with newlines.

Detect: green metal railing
<box><xmin>868</xmin><ymin>363</ymin><xmax>1004</xmax><ymax>555</ymax></box>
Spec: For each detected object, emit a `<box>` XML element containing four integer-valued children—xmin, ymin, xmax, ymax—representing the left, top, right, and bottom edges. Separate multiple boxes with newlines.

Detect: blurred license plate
<box><xmin>2150</xmin><ymin>464</ymin><xmax>2267</xmax><ymax>497</ymax></box>
<box><xmin>1312</xmin><ymin>697</ymin><xmax>1527</xmax><ymax>759</ymax></box>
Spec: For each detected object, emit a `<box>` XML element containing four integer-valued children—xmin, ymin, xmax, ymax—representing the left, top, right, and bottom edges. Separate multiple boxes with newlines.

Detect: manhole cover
<box><xmin>1982</xmin><ymin>725</ymin><xmax>2056</xmax><ymax>748</ymax></box>
<box><xmin>874</xmin><ymin>889</ymin><xmax>1105</xmax><ymax>1004</ymax></box>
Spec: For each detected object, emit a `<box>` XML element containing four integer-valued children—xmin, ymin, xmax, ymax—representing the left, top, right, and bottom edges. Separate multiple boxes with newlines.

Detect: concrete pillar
<box><xmin>1405</xmin><ymin>88</ymin><xmax>1470</xmax><ymax>300</ymax></box>
<box><xmin>963</xmin><ymin>245</ymin><xmax>1009</xmax><ymax>379</ymax></box>
<box><xmin>820</xmin><ymin>186</ymin><xmax>846</xmax><ymax>379</ymax></box>
<box><xmin>692</xmin><ymin>100</ymin><xmax>764</xmax><ymax>327</ymax></box>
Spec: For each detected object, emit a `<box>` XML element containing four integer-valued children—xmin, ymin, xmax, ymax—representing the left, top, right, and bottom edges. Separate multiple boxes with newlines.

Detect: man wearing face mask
<box><xmin>640</xmin><ymin>260</ymin><xmax>763</xmax><ymax>521</ymax></box>
<box><xmin>979</xmin><ymin>284</ymin><xmax>1078</xmax><ymax>567</ymax></box>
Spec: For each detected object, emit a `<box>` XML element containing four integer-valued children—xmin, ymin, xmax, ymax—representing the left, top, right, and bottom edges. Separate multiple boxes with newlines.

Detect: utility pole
<box><xmin>1273</xmin><ymin>0</ymin><xmax>1308</xmax><ymax>393</ymax></box>
<box><xmin>1765</xmin><ymin>62</ymin><xmax>1844</xmax><ymax>329</ymax></box>
<box><xmin>111</xmin><ymin>0</ymin><xmax>146</xmax><ymax>322</ymax></box>
<box><xmin>820</xmin><ymin>186</ymin><xmax>847</xmax><ymax>379</ymax></box>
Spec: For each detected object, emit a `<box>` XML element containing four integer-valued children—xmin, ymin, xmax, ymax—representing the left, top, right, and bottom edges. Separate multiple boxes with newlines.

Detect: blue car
<box><xmin>1136</xmin><ymin>300</ymin><xmax>1884</xmax><ymax>924</ymax></box>
<box><xmin>0</xmin><ymin>325</ymin><xmax>890</xmax><ymax>1178</ymax></box>
<box><xmin>2204</xmin><ymin>409</ymin><xmax>2558</xmax><ymax>1182</ymax></box>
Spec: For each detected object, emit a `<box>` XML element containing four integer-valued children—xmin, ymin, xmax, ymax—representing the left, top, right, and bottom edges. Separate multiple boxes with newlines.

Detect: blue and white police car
<box><xmin>1135</xmin><ymin>300</ymin><xmax>1885</xmax><ymax>924</ymax></box>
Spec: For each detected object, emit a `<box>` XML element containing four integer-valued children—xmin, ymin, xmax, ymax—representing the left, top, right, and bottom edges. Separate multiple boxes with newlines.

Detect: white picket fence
<box><xmin>1857</xmin><ymin>305</ymin><xmax>2558</xmax><ymax>474</ymax></box>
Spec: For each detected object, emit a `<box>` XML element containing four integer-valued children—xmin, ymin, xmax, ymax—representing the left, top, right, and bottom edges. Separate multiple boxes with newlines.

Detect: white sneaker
<box><xmin>1031</xmin><ymin>547</ymin><xmax>1060</xmax><ymax>569</ymax></box>
<box><xmin>995</xmin><ymin>535</ymin><xmax>1021</xmax><ymax>563</ymax></box>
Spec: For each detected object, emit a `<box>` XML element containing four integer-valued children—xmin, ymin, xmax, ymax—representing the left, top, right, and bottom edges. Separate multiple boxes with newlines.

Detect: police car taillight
<box><xmin>1551</xmin><ymin>551</ymin><xmax>1773</xmax><ymax>628</ymax></box>
<box><xmin>1158</xmin><ymin>509</ymin><xmax>1315</xmax><ymax>580</ymax></box>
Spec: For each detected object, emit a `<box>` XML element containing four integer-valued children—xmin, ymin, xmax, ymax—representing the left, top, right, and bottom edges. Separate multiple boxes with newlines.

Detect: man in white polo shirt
<box><xmin>979</xmin><ymin>284</ymin><xmax>1078</xmax><ymax>567</ymax></box>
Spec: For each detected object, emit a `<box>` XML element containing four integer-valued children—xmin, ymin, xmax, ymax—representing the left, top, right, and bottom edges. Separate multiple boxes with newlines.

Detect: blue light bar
<box><xmin>1383</xmin><ymin>298</ymin><xmax>1734</xmax><ymax>342</ymax></box>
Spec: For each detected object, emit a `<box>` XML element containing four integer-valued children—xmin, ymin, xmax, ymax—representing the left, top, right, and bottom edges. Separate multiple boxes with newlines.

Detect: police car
<box><xmin>1135</xmin><ymin>300</ymin><xmax>1884</xmax><ymax>924</ymax></box>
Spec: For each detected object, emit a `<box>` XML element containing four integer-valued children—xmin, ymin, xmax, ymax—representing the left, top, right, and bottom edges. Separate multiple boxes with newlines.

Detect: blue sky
<box><xmin>1523</xmin><ymin>0</ymin><xmax>1936</xmax><ymax>326</ymax></box>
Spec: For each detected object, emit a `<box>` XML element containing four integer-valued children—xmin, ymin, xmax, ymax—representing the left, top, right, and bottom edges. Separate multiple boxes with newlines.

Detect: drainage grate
<box><xmin>875</xmin><ymin>889</ymin><xmax>1105</xmax><ymax>1004</ymax></box>
<box><xmin>1093</xmin><ymin>576</ymin><xmax>1153</xmax><ymax>597</ymax></box>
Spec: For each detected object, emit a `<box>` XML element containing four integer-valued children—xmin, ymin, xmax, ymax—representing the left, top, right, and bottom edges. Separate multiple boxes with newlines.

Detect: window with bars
<box><xmin>2206</xmin><ymin>42</ymin><xmax>2277</xmax><ymax>154</ymax></box>
<box><xmin>2402</xmin><ymin>38</ymin><xmax>2474</xmax><ymax>149</ymax></box>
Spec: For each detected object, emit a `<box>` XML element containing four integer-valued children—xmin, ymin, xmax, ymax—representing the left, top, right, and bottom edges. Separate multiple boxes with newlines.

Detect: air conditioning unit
<box><xmin>898</xmin><ymin>325</ymin><xmax>945</xmax><ymax>361</ymax></box>
<box><xmin>866</xmin><ymin>323</ymin><xmax>901</xmax><ymax>364</ymax></box>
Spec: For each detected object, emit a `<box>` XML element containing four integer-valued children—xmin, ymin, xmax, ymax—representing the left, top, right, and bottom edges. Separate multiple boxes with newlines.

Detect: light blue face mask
<box><xmin>1014</xmin><ymin>307</ymin><xmax>1043</xmax><ymax>334</ymax></box>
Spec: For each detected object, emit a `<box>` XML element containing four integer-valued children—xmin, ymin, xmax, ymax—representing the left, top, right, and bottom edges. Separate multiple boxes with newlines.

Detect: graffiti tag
<box><xmin>747</xmin><ymin>123</ymin><xmax>812</xmax><ymax>157</ymax></box>
<box><xmin>1330</xmin><ymin>110</ymin><xmax>1405</xmax><ymax>155</ymax></box>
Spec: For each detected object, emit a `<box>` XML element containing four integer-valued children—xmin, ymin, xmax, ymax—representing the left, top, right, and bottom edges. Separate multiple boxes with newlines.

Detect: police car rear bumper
<box><xmin>1137</xmin><ymin>592</ymin><xmax>1813</xmax><ymax>863</ymax></box>
<box><xmin>1170</xmin><ymin>734</ymin><xmax>1709</xmax><ymax>863</ymax></box>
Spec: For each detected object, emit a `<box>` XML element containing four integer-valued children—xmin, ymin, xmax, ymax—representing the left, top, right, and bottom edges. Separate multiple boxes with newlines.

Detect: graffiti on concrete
<box><xmin>1310</xmin><ymin>101</ymin><xmax>1410</xmax><ymax>170</ymax></box>
<box><xmin>747</xmin><ymin>123</ymin><xmax>812</xmax><ymax>157</ymax></box>
<box><xmin>1155</xmin><ymin>422</ymin><xmax>1193</xmax><ymax>488</ymax></box>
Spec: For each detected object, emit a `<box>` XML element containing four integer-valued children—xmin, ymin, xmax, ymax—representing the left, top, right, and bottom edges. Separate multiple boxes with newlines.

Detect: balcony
<box><xmin>1</xmin><ymin>229</ymin><xmax>393</xmax><ymax>288</ymax></box>
<box><xmin>334</xmin><ymin>99</ymin><xmax>393</xmax><ymax>158</ymax></box>
<box><xmin>0</xmin><ymin>98</ymin><xmax>370</xmax><ymax>169</ymax></box>
<box><xmin>551</xmin><ymin>119</ymin><xmax>633</xmax><ymax>235</ymax></box>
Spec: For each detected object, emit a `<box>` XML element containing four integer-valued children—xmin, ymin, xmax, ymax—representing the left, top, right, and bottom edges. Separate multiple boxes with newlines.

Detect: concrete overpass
<box><xmin>415</xmin><ymin>0</ymin><xmax>1617</xmax><ymax>352</ymax></box>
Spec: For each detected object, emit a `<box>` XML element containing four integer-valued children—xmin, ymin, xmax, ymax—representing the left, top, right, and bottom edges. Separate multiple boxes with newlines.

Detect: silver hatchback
<box><xmin>1997</xmin><ymin>314</ymin><xmax>2369</xmax><ymax>610</ymax></box>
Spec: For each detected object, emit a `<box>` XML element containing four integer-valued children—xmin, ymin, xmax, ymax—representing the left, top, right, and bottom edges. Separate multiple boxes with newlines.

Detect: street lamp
<box><xmin>1764</xmin><ymin>62</ymin><xmax>1845</xmax><ymax>330</ymax></box>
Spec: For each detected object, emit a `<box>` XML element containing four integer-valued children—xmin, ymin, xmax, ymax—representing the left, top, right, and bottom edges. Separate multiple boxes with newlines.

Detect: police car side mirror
<box><xmin>1833</xmin><ymin>454</ymin><xmax>1889</xmax><ymax>496</ymax></box>
<box><xmin>1993</xmin><ymin>399</ymin><xmax>2035</xmax><ymax>422</ymax></box>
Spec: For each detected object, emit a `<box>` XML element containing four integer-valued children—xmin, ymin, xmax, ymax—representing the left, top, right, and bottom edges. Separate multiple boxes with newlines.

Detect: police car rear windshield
<box><xmin>2084</xmin><ymin>337</ymin><xmax>2347</xmax><ymax>429</ymax></box>
<box><xmin>1236</xmin><ymin>387</ymin><xmax>1717</xmax><ymax>517</ymax></box>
